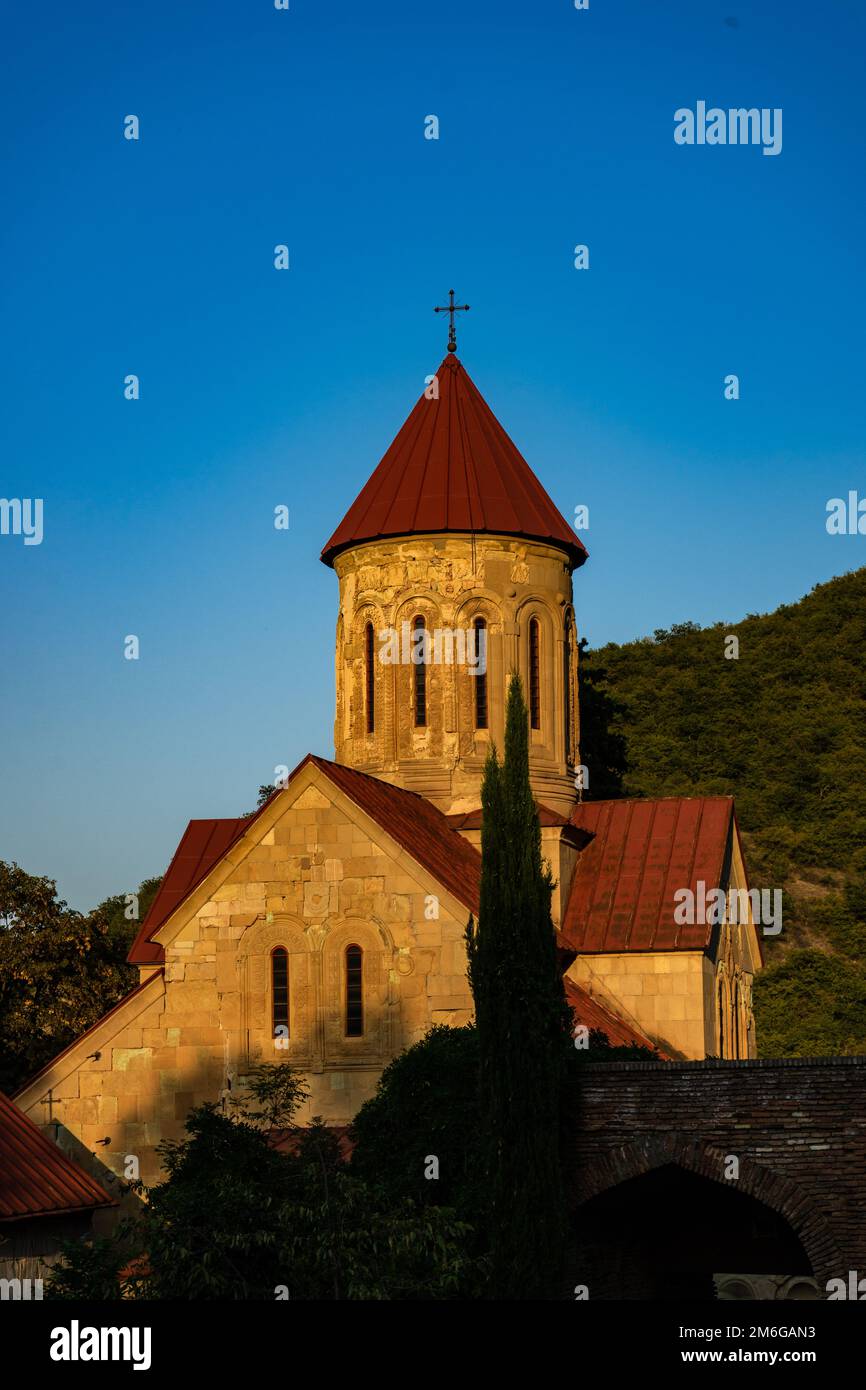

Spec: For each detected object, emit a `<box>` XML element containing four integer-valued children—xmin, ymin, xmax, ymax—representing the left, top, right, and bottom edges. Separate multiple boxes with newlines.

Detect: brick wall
<box><xmin>569</xmin><ymin>1056</ymin><xmax>866</xmax><ymax>1288</ymax></box>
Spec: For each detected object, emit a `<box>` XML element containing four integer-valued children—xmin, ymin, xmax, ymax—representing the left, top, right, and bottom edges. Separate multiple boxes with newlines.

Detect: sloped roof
<box><xmin>131</xmin><ymin>773</ymin><xmax>737</xmax><ymax>967</ymax></box>
<box><xmin>0</xmin><ymin>1089</ymin><xmax>114</xmax><ymax>1222</ymax></box>
<box><xmin>321</xmin><ymin>354</ymin><xmax>588</xmax><ymax>568</ymax></box>
<box><xmin>128</xmin><ymin>816</ymin><xmax>258</xmax><ymax>965</ymax></box>
<box><xmin>561</xmin><ymin>797</ymin><xmax>735</xmax><ymax>953</ymax></box>
<box><xmin>125</xmin><ymin>768</ymin><xmax>730</xmax><ymax>1064</ymax></box>
<box><xmin>565</xmin><ymin>978</ymin><xmax>673</xmax><ymax>1057</ymax></box>
<box><xmin>305</xmin><ymin>757</ymin><xmax>482</xmax><ymax>913</ymax></box>
<box><xmin>128</xmin><ymin>755</ymin><xmax>482</xmax><ymax>965</ymax></box>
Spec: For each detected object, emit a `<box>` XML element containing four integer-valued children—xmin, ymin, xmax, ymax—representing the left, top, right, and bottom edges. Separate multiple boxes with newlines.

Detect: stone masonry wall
<box><xmin>17</xmin><ymin>772</ymin><xmax>475</xmax><ymax>1186</ymax></box>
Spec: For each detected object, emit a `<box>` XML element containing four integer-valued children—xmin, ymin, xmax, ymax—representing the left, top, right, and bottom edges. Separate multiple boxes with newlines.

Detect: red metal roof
<box><xmin>321</xmin><ymin>354</ymin><xmax>588</xmax><ymax>568</ymax></box>
<box><xmin>565</xmin><ymin>978</ymin><xmax>673</xmax><ymax>1057</ymax></box>
<box><xmin>305</xmin><ymin>757</ymin><xmax>483</xmax><ymax>913</ymax></box>
<box><xmin>128</xmin><ymin>817</ymin><xmax>255</xmax><ymax>964</ymax></box>
<box><xmin>561</xmin><ymin>797</ymin><xmax>735</xmax><ymax>953</ymax></box>
<box><xmin>128</xmin><ymin>756</ymin><xmax>483</xmax><ymax>964</ymax></box>
<box><xmin>0</xmin><ymin>1089</ymin><xmax>114</xmax><ymax>1222</ymax></box>
<box><xmin>131</xmin><ymin>775</ymin><xmax>736</xmax><ymax>967</ymax></box>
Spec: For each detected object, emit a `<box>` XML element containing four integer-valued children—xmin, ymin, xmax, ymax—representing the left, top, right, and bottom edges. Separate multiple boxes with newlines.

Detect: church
<box><xmin>14</xmin><ymin>327</ymin><xmax>762</xmax><ymax>1190</ymax></box>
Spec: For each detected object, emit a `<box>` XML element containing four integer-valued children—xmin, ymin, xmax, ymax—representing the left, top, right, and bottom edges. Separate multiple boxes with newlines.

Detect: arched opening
<box><xmin>413</xmin><ymin>615</ymin><xmax>427</xmax><ymax>727</ymax></box>
<box><xmin>732</xmin><ymin>980</ymin><xmax>741</xmax><ymax>1058</ymax></box>
<box><xmin>345</xmin><ymin>944</ymin><xmax>364</xmax><ymax>1037</ymax></box>
<box><xmin>364</xmin><ymin>621</ymin><xmax>375</xmax><ymax>733</ymax></box>
<box><xmin>563</xmin><ymin>614</ymin><xmax>573</xmax><ymax>762</ymax></box>
<box><xmin>569</xmin><ymin>1164</ymin><xmax>814</xmax><ymax>1300</ymax></box>
<box><xmin>528</xmin><ymin>617</ymin><xmax>541</xmax><ymax>730</ymax></box>
<box><xmin>717</xmin><ymin>976</ymin><xmax>728</xmax><ymax>1058</ymax></box>
<box><xmin>473</xmin><ymin>618</ymin><xmax>488</xmax><ymax>729</ymax></box>
<box><xmin>271</xmin><ymin>947</ymin><xmax>289</xmax><ymax>1044</ymax></box>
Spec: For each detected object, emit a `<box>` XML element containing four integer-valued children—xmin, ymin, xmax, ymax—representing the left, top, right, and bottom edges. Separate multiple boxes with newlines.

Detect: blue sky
<box><xmin>2</xmin><ymin>0</ymin><xmax>864</xmax><ymax>909</ymax></box>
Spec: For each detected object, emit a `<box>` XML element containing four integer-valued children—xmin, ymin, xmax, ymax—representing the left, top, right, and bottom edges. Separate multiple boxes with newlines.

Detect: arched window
<box><xmin>528</xmin><ymin>617</ymin><xmax>541</xmax><ymax>730</ymax></box>
<box><xmin>365</xmin><ymin>621</ymin><xmax>375</xmax><ymax>733</ymax></box>
<box><xmin>345</xmin><ymin>944</ymin><xmax>363</xmax><ymax>1037</ymax></box>
<box><xmin>272</xmin><ymin>947</ymin><xmax>289</xmax><ymax>1043</ymax></box>
<box><xmin>473</xmin><ymin>618</ymin><xmax>488</xmax><ymax>729</ymax></box>
<box><xmin>717</xmin><ymin>977</ymin><xmax>727</xmax><ymax>1058</ymax></box>
<box><xmin>732</xmin><ymin>980</ymin><xmax>741</xmax><ymax>1058</ymax></box>
<box><xmin>413</xmin><ymin>615</ymin><xmax>427</xmax><ymax>727</ymax></box>
<box><xmin>563</xmin><ymin>615</ymin><xmax>573</xmax><ymax>762</ymax></box>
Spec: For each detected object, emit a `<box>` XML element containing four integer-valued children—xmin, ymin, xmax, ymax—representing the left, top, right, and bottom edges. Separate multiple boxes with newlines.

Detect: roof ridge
<box><xmin>310</xmin><ymin>754</ymin><xmax>444</xmax><ymax>808</ymax></box>
<box><xmin>128</xmin><ymin>755</ymin><xmax>483</xmax><ymax>968</ymax></box>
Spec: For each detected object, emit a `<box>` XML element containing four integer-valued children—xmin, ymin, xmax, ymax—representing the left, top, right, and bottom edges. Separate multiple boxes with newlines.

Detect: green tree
<box><xmin>578</xmin><ymin>567</ymin><xmax>866</xmax><ymax>1053</ymax></box>
<box><xmin>581</xmin><ymin>568</ymin><xmax>866</xmax><ymax>873</ymax></box>
<box><xmin>0</xmin><ymin>862</ymin><xmax>139</xmax><ymax>1092</ymax></box>
<box><xmin>465</xmin><ymin>673</ymin><xmax>573</xmax><ymax>1299</ymax></box>
<box><xmin>351</xmin><ymin>1024</ymin><xmax>484</xmax><ymax>1222</ymax></box>
<box><xmin>577</xmin><ymin>636</ymin><xmax>627</xmax><ymax>798</ymax></box>
<box><xmin>350</xmin><ymin>1021</ymin><xmax>657</xmax><ymax>1235</ymax></box>
<box><xmin>48</xmin><ymin>1063</ymin><xmax>478</xmax><ymax>1301</ymax></box>
<box><xmin>243</xmin><ymin>784</ymin><xmax>277</xmax><ymax>816</ymax></box>
<box><xmin>88</xmin><ymin>876</ymin><xmax>162</xmax><ymax>960</ymax></box>
<box><xmin>754</xmin><ymin>949</ymin><xmax>866</xmax><ymax>1057</ymax></box>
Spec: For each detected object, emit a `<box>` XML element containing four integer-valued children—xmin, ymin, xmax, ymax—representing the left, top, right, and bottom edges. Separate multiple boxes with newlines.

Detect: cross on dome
<box><xmin>433</xmin><ymin>288</ymin><xmax>470</xmax><ymax>354</ymax></box>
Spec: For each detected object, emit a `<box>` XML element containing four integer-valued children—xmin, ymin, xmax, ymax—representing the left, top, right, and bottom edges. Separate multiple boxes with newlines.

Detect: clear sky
<box><xmin>2</xmin><ymin>0</ymin><xmax>864</xmax><ymax>910</ymax></box>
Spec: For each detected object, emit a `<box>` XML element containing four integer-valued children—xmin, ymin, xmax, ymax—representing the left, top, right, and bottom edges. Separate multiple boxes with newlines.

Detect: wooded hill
<box><xmin>579</xmin><ymin>567</ymin><xmax>866</xmax><ymax>1057</ymax></box>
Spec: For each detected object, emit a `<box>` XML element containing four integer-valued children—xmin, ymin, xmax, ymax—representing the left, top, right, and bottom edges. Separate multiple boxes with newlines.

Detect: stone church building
<box><xmin>15</xmin><ymin>348</ymin><xmax>762</xmax><ymax>1188</ymax></box>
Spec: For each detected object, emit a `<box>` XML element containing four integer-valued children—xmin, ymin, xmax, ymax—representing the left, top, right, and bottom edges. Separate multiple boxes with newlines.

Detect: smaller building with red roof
<box><xmin>0</xmin><ymin>1087</ymin><xmax>115</xmax><ymax>1284</ymax></box>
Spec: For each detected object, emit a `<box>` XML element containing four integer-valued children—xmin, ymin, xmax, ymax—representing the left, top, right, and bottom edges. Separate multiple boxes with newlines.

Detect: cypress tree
<box><xmin>465</xmin><ymin>672</ymin><xmax>574</xmax><ymax>1298</ymax></box>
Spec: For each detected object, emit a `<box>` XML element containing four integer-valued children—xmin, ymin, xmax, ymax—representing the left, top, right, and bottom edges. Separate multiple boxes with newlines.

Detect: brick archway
<box><xmin>573</xmin><ymin>1134</ymin><xmax>842</xmax><ymax>1288</ymax></box>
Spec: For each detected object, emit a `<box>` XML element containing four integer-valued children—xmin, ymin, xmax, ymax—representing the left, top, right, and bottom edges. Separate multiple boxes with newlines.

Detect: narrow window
<box><xmin>413</xmin><ymin>615</ymin><xmax>427</xmax><ymax>727</ymax></box>
<box><xmin>717</xmin><ymin>978</ymin><xmax>727</xmax><ymax>1058</ymax></box>
<box><xmin>473</xmin><ymin>618</ymin><xmax>488</xmax><ymax>729</ymax></box>
<box><xmin>365</xmin><ymin>621</ymin><xmax>375</xmax><ymax>733</ymax></box>
<box><xmin>732</xmin><ymin>981</ymin><xmax>741</xmax><ymax>1058</ymax></box>
<box><xmin>563</xmin><ymin>616</ymin><xmax>572</xmax><ymax>762</ymax></box>
<box><xmin>272</xmin><ymin>947</ymin><xmax>289</xmax><ymax>1042</ymax></box>
<box><xmin>529</xmin><ymin>618</ymin><xmax>541</xmax><ymax>730</ymax></box>
<box><xmin>345</xmin><ymin>944</ymin><xmax>363</xmax><ymax>1037</ymax></box>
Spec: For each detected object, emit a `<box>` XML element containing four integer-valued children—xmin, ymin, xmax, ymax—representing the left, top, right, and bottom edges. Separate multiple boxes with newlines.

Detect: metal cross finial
<box><xmin>434</xmin><ymin>288</ymin><xmax>470</xmax><ymax>354</ymax></box>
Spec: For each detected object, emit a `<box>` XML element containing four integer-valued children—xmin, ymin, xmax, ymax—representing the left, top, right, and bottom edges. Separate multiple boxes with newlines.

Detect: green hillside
<box><xmin>579</xmin><ymin>567</ymin><xmax>866</xmax><ymax>1057</ymax></box>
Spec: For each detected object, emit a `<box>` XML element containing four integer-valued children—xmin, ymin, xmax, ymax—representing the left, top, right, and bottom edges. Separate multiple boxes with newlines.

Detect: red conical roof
<box><xmin>321</xmin><ymin>354</ymin><xmax>588</xmax><ymax>568</ymax></box>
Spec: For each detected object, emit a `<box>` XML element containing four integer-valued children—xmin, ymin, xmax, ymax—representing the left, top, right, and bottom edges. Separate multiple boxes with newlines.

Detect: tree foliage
<box><xmin>577</xmin><ymin>636</ymin><xmax>628</xmax><ymax>799</ymax></box>
<box><xmin>350</xmin><ymin>1024</ymin><xmax>484</xmax><ymax>1222</ymax></box>
<box><xmin>0</xmin><ymin>862</ymin><xmax>152</xmax><ymax>1093</ymax></box>
<box><xmin>47</xmin><ymin>1063</ymin><xmax>477</xmax><ymax>1301</ymax></box>
<box><xmin>753</xmin><ymin>949</ymin><xmax>866</xmax><ymax>1057</ymax></box>
<box><xmin>87</xmin><ymin>876</ymin><xmax>162</xmax><ymax>960</ymax></box>
<box><xmin>464</xmin><ymin>673</ymin><xmax>573</xmax><ymax>1298</ymax></box>
<box><xmin>580</xmin><ymin>568</ymin><xmax>866</xmax><ymax>874</ymax></box>
<box><xmin>351</xmin><ymin>1022</ymin><xmax>658</xmax><ymax>1237</ymax></box>
<box><xmin>578</xmin><ymin>567</ymin><xmax>866</xmax><ymax>1056</ymax></box>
